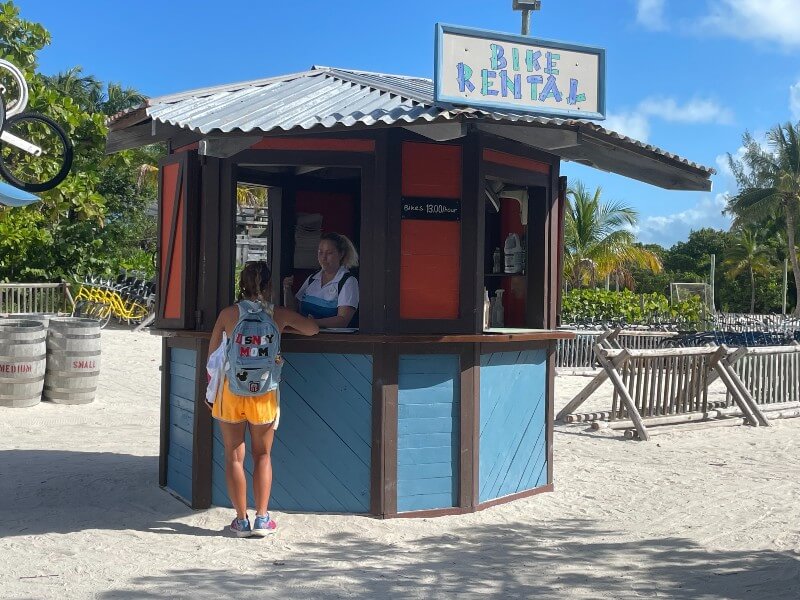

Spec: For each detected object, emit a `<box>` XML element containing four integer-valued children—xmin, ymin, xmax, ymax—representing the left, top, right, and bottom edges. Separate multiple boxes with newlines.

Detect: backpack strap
<box><xmin>337</xmin><ymin>272</ymin><xmax>352</xmax><ymax>296</ymax></box>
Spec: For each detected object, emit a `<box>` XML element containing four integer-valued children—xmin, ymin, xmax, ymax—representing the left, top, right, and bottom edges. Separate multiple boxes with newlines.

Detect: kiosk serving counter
<box><xmin>107</xmin><ymin>63</ymin><xmax>713</xmax><ymax>518</ymax></box>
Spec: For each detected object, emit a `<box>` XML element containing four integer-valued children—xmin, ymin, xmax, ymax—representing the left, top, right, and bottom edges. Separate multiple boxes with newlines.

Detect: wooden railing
<box><xmin>556</xmin><ymin>329</ymin><xmax>678</xmax><ymax>368</ymax></box>
<box><xmin>557</xmin><ymin>331</ymin><xmax>800</xmax><ymax>440</ymax></box>
<box><xmin>0</xmin><ymin>282</ymin><xmax>74</xmax><ymax>315</ymax></box>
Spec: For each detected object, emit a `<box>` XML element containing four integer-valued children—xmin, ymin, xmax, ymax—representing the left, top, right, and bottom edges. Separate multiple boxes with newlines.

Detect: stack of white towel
<box><xmin>293</xmin><ymin>212</ymin><xmax>323</xmax><ymax>269</ymax></box>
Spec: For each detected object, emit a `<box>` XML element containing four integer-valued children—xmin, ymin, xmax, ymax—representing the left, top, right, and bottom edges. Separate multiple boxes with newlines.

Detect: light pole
<box><xmin>512</xmin><ymin>0</ymin><xmax>542</xmax><ymax>36</ymax></box>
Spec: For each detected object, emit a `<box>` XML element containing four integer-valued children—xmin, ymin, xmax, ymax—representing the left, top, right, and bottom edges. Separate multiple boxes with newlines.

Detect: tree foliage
<box><xmin>564</xmin><ymin>181</ymin><xmax>662</xmax><ymax>288</ymax></box>
<box><xmin>726</xmin><ymin>123</ymin><xmax>800</xmax><ymax>315</ymax></box>
<box><xmin>0</xmin><ymin>1</ymin><xmax>160</xmax><ymax>282</ymax></box>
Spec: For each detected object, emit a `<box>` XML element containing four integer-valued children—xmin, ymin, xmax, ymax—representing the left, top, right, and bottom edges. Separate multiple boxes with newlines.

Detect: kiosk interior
<box><xmin>107</xmin><ymin>62</ymin><xmax>713</xmax><ymax>518</ymax></box>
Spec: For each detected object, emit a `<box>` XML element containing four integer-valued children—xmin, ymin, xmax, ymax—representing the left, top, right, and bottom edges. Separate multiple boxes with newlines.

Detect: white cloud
<box><xmin>604</xmin><ymin>112</ymin><xmax>651</xmax><ymax>141</ymax></box>
<box><xmin>700</xmin><ymin>0</ymin><xmax>800</xmax><ymax>48</ymax></box>
<box><xmin>790</xmin><ymin>82</ymin><xmax>800</xmax><ymax>121</ymax></box>
<box><xmin>638</xmin><ymin>97</ymin><xmax>734</xmax><ymax>125</ymax></box>
<box><xmin>636</xmin><ymin>0</ymin><xmax>667</xmax><ymax>30</ymax></box>
<box><xmin>603</xmin><ymin>97</ymin><xmax>733</xmax><ymax>142</ymax></box>
<box><xmin>634</xmin><ymin>193</ymin><xmax>732</xmax><ymax>246</ymax></box>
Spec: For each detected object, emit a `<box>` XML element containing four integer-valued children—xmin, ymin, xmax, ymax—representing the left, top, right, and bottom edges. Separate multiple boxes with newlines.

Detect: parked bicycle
<box><xmin>72</xmin><ymin>271</ymin><xmax>155</xmax><ymax>328</ymax></box>
<box><xmin>0</xmin><ymin>58</ymin><xmax>73</xmax><ymax>192</ymax></box>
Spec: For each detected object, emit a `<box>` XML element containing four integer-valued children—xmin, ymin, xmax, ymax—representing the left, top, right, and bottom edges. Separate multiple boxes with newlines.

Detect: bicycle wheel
<box><xmin>88</xmin><ymin>301</ymin><xmax>112</xmax><ymax>329</ymax></box>
<box><xmin>0</xmin><ymin>112</ymin><xmax>73</xmax><ymax>192</ymax></box>
<box><xmin>0</xmin><ymin>59</ymin><xmax>28</xmax><ymax>117</ymax></box>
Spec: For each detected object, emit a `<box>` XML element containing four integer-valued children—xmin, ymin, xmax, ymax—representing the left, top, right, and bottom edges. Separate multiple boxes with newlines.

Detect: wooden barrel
<box><xmin>7</xmin><ymin>313</ymin><xmax>52</xmax><ymax>329</ymax></box>
<box><xmin>0</xmin><ymin>319</ymin><xmax>47</xmax><ymax>408</ymax></box>
<box><xmin>43</xmin><ymin>317</ymin><xmax>101</xmax><ymax>405</ymax></box>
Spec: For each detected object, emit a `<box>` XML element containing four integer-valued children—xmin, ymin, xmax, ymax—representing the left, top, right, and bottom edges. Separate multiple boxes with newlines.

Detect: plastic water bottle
<box><xmin>504</xmin><ymin>233</ymin><xmax>523</xmax><ymax>274</ymax></box>
<box><xmin>492</xmin><ymin>289</ymin><xmax>505</xmax><ymax>327</ymax></box>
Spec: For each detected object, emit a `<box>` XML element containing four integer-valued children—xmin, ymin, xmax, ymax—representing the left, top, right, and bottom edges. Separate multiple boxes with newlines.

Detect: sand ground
<box><xmin>1</xmin><ymin>328</ymin><xmax>798</xmax><ymax>599</ymax></box>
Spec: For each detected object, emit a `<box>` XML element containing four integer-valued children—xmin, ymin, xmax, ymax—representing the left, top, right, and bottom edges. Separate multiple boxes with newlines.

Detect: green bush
<box><xmin>561</xmin><ymin>288</ymin><xmax>703</xmax><ymax>327</ymax></box>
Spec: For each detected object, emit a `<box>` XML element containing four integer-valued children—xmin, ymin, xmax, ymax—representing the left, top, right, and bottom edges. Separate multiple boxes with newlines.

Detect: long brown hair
<box><xmin>238</xmin><ymin>261</ymin><xmax>271</xmax><ymax>301</ymax></box>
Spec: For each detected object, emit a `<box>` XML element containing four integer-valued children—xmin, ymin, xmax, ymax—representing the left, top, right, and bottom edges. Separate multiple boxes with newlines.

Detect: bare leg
<box><xmin>250</xmin><ymin>422</ymin><xmax>275</xmax><ymax>515</ymax></box>
<box><xmin>219</xmin><ymin>421</ymin><xmax>248</xmax><ymax>519</ymax></box>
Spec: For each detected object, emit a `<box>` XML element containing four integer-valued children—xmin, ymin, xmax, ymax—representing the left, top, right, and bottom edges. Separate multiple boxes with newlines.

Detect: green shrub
<box><xmin>561</xmin><ymin>288</ymin><xmax>703</xmax><ymax>327</ymax></box>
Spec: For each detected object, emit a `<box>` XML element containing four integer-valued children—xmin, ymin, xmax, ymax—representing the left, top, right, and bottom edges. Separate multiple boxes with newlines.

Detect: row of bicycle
<box><xmin>71</xmin><ymin>272</ymin><xmax>155</xmax><ymax>328</ymax></box>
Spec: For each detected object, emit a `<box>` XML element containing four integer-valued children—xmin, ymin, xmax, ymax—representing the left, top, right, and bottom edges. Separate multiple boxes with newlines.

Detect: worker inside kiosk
<box><xmin>282</xmin><ymin>232</ymin><xmax>360</xmax><ymax>329</ymax></box>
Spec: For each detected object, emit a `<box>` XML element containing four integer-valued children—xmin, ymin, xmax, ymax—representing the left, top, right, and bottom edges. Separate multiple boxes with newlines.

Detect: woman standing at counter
<box><xmin>207</xmin><ymin>261</ymin><xmax>319</xmax><ymax>537</ymax></box>
<box><xmin>283</xmin><ymin>232</ymin><xmax>360</xmax><ymax>328</ymax></box>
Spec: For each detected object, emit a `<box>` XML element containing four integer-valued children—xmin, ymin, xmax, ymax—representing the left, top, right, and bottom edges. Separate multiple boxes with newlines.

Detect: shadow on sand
<box><xmin>0</xmin><ymin>449</ymin><xmax>210</xmax><ymax>538</ymax></box>
<box><xmin>98</xmin><ymin>524</ymin><xmax>799</xmax><ymax>599</ymax></box>
<box><xmin>3</xmin><ymin>449</ymin><xmax>799</xmax><ymax>599</ymax></box>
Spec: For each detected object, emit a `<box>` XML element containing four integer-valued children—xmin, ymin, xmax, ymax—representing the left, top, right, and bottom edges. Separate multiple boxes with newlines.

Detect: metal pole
<box><xmin>521</xmin><ymin>9</ymin><xmax>531</xmax><ymax>35</ymax></box>
<box><xmin>710</xmin><ymin>254</ymin><xmax>716</xmax><ymax>313</ymax></box>
<box><xmin>783</xmin><ymin>258</ymin><xmax>789</xmax><ymax>315</ymax></box>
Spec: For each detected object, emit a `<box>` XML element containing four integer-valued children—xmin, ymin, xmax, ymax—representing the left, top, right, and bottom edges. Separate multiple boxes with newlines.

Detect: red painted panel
<box><xmin>400</xmin><ymin>220</ymin><xmax>460</xmax><ymax>320</ymax></box>
<box><xmin>249</xmin><ymin>138</ymin><xmax>375</xmax><ymax>152</ymax></box>
<box><xmin>484</xmin><ymin>149</ymin><xmax>550</xmax><ymax>175</ymax></box>
<box><xmin>499</xmin><ymin>196</ymin><xmax>525</xmax><ymax>327</ymax></box>
<box><xmin>295</xmin><ymin>190</ymin><xmax>356</xmax><ymax>239</ymax></box>
<box><xmin>402</xmin><ymin>142</ymin><xmax>461</xmax><ymax>199</ymax></box>
<box><xmin>291</xmin><ymin>189</ymin><xmax>357</xmax><ymax>294</ymax></box>
<box><xmin>172</xmin><ymin>142</ymin><xmax>199</xmax><ymax>153</ymax></box>
<box><xmin>160</xmin><ymin>162</ymin><xmax>184</xmax><ymax>320</ymax></box>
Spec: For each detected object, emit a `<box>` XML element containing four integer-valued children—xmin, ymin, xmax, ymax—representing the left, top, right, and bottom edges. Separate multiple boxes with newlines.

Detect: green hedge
<box><xmin>561</xmin><ymin>288</ymin><xmax>703</xmax><ymax>327</ymax></box>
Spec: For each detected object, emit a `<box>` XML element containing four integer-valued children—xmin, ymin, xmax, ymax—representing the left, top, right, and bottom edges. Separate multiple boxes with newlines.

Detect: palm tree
<box><xmin>723</xmin><ymin>229</ymin><xmax>770</xmax><ymax>313</ymax></box>
<box><xmin>44</xmin><ymin>70</ymin><xmax>146</xmax><ymax>115</ymax></box>
<box><xmin>44</xmin><ymin>66</ymin><xmax>102</xmax><ymax>111</ymax></box>
<box><xmin>727</xmin><ymin>123</ymin><xmax>800</xmax><ymax>315</ymax></box>
<box><xmin>564</xmin><ymin>181</ymin><xmax>662</xmax><ymax>288</ymax></box>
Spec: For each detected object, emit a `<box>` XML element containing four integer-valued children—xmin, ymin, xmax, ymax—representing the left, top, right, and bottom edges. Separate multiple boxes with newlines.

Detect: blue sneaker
<box><xmin>229</xmin><ymin>515</ymin><xmax>252</xmax><ymax>538</ymax></box>
<box><xmin>252</xmin><ymin>513</ymin><xmax>277</xmax><ymax>537</ymax></box>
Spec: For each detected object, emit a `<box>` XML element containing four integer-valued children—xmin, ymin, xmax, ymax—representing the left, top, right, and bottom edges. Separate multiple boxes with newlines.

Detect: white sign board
<box><xmin>435</xmin><ymin>24</ymin><xmax>605</xmax><ymax>120</ymax></box>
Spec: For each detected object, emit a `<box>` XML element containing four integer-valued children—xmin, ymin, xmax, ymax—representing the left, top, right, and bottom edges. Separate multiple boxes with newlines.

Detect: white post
<box><xmin>783</xmin><ymin>258</ymin><xmax>789</xmax><ymax>315</ymax></box>
<box><xmin>710</xmin><ymin>253</ymin><xmax>716</xmax><ymax>313</ymax></box>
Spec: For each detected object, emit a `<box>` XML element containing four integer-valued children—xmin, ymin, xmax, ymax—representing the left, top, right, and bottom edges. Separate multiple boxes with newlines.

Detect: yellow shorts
<box><xmin>211</xmin><ymin>380</ymin><xmax>279</xmax><ymax>426</ymax></box>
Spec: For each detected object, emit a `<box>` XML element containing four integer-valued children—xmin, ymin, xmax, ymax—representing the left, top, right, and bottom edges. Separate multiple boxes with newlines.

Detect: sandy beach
<box><xmin>1</xmin><ymin>327</ymin><xmax>798</xmax><ymax>599</ymax></box>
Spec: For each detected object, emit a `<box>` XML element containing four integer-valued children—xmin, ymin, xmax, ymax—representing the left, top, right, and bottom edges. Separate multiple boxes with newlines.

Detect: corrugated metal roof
<box><xmin>107</xmin><ymin>66</ymin><xmax>715</xmax><ymax>184</ymax></box>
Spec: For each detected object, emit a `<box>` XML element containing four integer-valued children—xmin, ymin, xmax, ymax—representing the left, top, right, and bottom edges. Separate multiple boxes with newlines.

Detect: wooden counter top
<box><xmin>155</xmin><ymin>329</ymin><xmax>575</xmax><ymax>343</ymax></box>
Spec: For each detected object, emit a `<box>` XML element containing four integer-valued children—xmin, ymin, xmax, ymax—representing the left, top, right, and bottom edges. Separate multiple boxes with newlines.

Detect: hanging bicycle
<box><xmin>0</xmin><ymin>58</ymin><xmax>73</xmax><ymax>193</ymax></box>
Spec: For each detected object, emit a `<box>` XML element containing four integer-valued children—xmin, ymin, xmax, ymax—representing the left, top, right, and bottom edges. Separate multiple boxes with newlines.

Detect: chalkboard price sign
<box><xmin>401</xmin><ymin>198</ymin><xmax>461</xmax><ymax>221</ymax></box>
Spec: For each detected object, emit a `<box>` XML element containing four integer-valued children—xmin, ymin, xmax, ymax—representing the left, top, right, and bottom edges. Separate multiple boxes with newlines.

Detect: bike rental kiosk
<box><xmin>107</xmin><ymin>25</ymin><xmax>713</xmax><ymax>517</ymax></box>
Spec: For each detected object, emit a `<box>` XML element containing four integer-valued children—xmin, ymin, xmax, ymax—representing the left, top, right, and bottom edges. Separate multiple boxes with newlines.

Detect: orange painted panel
<box><xmin>249</xmin><ymin>137</ymin><xmax>375</xmax><ymax>152</ymax></box>
<box><xmin>402</xmin><ymin>142</ymin><xmax>461</xmax><ymax>199</ymax></box>
<box><xmin>160</xmin><ymin>162</ymin><xmax>184</xmax><ymax>320</ymax></box>
<box><xmin>400</xmin><ymin>219</ymin><xmax>461</xmax><ymax>256</ymax></box>
<box><xmin>484</xmin><ymin>149</ymin><xmax>550</xmax><ymax>175</ymax></box>
<box><xmin>400</xmin><ymin>220</ymin><xmax>460</xmax><ymax>320</ymax></box>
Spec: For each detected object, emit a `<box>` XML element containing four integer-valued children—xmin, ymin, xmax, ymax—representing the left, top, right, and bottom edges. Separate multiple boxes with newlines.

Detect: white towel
<box><xmin>205</xmin><ymin>332</ymin><xmax>227</xmax><ymax>404</ymax></box>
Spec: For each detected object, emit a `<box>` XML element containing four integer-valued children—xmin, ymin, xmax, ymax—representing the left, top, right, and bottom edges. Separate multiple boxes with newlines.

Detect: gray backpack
<box><xmin>225</xmin><ymin>300</ymin><xmax>281</xmax><ymax>396</ymax></box>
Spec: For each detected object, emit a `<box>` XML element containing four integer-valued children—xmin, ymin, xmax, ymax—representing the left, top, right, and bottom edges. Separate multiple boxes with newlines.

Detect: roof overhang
<box><xmin>106</xmin><ymin>67</ymin><xmax>713</xmax><ymax>192</ymax></box>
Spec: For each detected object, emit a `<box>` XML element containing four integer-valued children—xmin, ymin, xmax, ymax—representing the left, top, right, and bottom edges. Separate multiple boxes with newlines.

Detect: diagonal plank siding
<box><xmin>167</xmin><ymin>347</ymin><xmax>196</xmax><ymax>503</ymax></box>
<box><xmin>397</xmin><ymin>354</ymin><xmax>460</xmax><ymax>512</ymax></box>
<box><xmin>212</xmin><ymin>353</ymin><xmax>372</xmax><ymax>513</ymax></box>
<box><xmin>479</xmin><ymin>350</ymin><xmax>547</xmax><ymax>503</ymax></box>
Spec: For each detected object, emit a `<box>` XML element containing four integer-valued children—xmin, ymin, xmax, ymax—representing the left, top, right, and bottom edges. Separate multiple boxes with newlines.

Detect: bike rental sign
<box><xmin>434</xmin><ymin>24</ymin><xmax>606</xmax><ymax>120</ymax></box>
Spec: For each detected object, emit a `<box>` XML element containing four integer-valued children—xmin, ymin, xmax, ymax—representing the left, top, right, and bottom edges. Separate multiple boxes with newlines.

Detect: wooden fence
<box><xmin>0</xmin><ymin>283</ymin><xmax>74</xmax><ymax>315</ymax></box>
<box><xmin>557</xmin><ymin>331</ymin><xmax>800</xmax><ymax>440</ymax></box>
<box><xmin>556</xmin><ymin>329</ymin><xmax>678</xmax><ymax>368</ymax></box>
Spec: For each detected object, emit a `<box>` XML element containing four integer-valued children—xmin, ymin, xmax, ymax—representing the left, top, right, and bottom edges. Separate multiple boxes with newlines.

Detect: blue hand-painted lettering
<box><xmin>456</xmin><ymin>62</ymin><xmax>475</xmax><ymax>93</ymax></box>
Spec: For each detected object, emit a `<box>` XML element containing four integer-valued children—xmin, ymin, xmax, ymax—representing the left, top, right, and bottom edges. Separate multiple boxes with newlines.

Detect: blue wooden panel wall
<box><xmin>212</xmin><ymin>353</ymin><xmax>372</xmax><ymax>513</ymax></box>
<box><xmin>479</xmin><ymin>350</ymin><xmax>547</xmax><ymax>503</ymax></box>
<box><xmin>167</xmin><ymin>347</ymin><xmax>196</xmax><ymax>503</ymax></box>
<box><xmin>397</xmin><ymin>354</ymin><xmax>459</xmax><ymax>512</ymax></box>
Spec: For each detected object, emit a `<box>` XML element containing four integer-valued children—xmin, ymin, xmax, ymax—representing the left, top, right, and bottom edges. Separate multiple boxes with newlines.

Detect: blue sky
<box><xmin>16</xmin><ymin>0</ymin><xmax>800</xmax><ymax>247</ymax></box>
